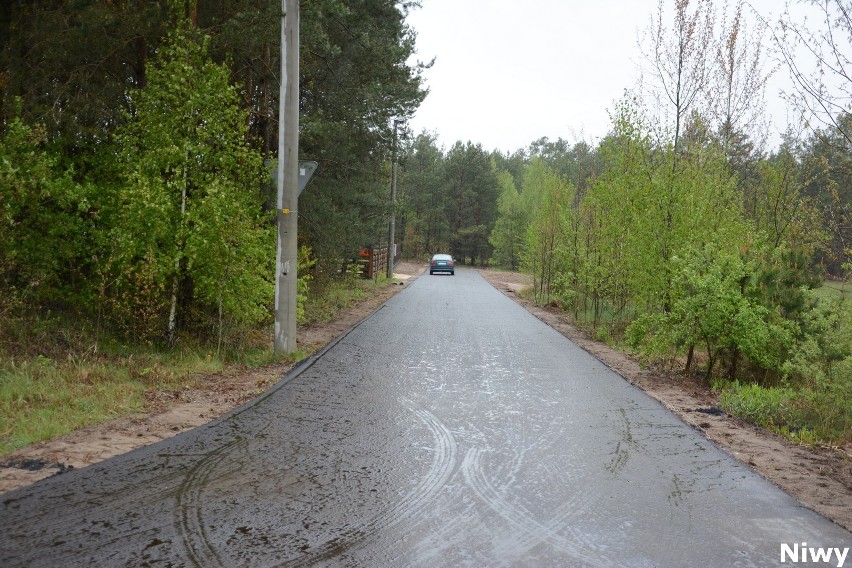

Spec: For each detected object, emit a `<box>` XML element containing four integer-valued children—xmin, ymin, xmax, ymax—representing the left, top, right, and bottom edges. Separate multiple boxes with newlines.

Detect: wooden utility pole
<box><xmin>274</xmin><ymin>0</ymin><xmax>299</xmax><ymax>354</ymax></box>
<box><xmin>386</xmin><ymin>119</ymin><xmax>401</xmax><ymax>278</ymax></box>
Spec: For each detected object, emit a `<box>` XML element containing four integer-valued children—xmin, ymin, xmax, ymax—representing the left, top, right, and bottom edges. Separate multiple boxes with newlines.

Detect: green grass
<box><xmin>0</xmin><ymin>349</ymin><xmax>232</xmax><ymax>455</ymax></box>
<box><xmin>714</xmin><ymin>379</ymin><xmax>852</xmax><ymax>447</ymax></box>
<box><xmin>302</xmin><ymin>274</ymin><xmax>397</xmax><ymax>325</ymax></box>
<box><xmin>715</xmin><ymin>381</ymin><xmax>796</xmax><ymax>429</ymax></box>
<box><xmin>0</xmin><ymin>356</ymin><xmax>143</xmax><ymax>454</ymax></box>
<box><xmin>813</xmin><ymin>280</ymin><xmax>849</xmax><ymax>302</ymax></box>
<box><xmin>0</xmin><ymin>274</ymin><xmax>403</xmax><ymax>456</ymax></box>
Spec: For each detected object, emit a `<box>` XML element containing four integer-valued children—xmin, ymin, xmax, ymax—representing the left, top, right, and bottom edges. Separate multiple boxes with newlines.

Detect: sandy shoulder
<box><xmin>477</xmin><ymin>267</ymin><xmax>852</xmax><ymax>532</ymax></box>
<box><xmin>0</xmin><ymin>262</ymin><xmax>425</xmax><ymax>494</ymax></box>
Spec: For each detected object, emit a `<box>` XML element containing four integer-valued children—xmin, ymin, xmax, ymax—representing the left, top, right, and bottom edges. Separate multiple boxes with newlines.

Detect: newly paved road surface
<box><xmin>1</xmin><ymin>269</ymin><xmax>850</xmax><ymax>567</ymax></box>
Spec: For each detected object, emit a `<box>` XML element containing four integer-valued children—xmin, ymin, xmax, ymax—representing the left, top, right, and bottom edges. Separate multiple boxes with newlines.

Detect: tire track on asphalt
<box><xmin>289</xmin><ymin>398</ymin><xmax>458</xmax><ymax>566</ymax></box>
<box><xmin>605</xmin><ymin>408</ymin><xmax>640</xmax><ymax>477</ymax></box>
<box><xmin>461</xmin><ymin>447</ymin><xmax>616</xmax><ymax>567</ymax></box>
<box><xmin>173</xmin><ymin>429</ymin><xmax>253</xmax><ymax>568</ymax></box>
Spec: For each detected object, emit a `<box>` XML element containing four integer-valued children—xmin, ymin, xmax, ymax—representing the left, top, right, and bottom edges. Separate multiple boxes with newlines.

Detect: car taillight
<box><xmin>431</xmin><ymin>260</ymin><xmax>436</xmax><ymax>265</ymax></box>
<box><xmin>448</xmin><ymin>260</ymin><xmax>454</xmax><ymax>266</ymax></box>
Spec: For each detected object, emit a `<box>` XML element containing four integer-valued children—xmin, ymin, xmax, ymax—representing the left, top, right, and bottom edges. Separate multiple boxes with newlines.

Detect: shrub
<box><xmin>716</xmin><ymin>378</ymin><xmax>851</xmax><ymax>445</ymax></box>
<box><xmin>717</xmin><ymin>381</ymin><xmax>796</xmax><ymax>430</ymax></box>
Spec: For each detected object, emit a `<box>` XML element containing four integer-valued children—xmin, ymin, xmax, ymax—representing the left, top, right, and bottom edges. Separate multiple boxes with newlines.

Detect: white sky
<box><xmin>405</xmin><ymin>0</ymin><xmax>804</xmax><ymax>154</ymax></box>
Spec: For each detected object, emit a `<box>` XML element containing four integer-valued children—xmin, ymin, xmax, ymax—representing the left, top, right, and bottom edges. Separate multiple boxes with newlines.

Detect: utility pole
<box><xmin>386</xmin><ymin>119</ymin><xmax>401</xmax><ymax>278</ymax></box>
<box><xmin>274</xmin><ymin>0</ymin><xmax>299</xmax><ymax>354</ymax></box>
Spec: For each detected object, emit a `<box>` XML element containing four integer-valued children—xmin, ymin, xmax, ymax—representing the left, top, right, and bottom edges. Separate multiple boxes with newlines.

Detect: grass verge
<box><xmin>714</xmin><ymin>379</ymin><xmax>852</xmax><ymax>447</ymax></box>
<box><xmin>302</xmin><ymin>274</ymin><xmax>397</xmax><ymax>325</ymax></box>
<box><xmin>0</xmin><ymin>349</ymin><xmax>233</xmax><ymax>455</ymax></box>
<box><xmin>0</xmin><ymin>275</ymin><xmax>401</xmax><ymax>457</ymax></box>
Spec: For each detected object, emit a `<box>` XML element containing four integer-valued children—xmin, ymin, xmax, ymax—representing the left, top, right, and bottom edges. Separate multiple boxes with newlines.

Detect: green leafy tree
<box><xmin>570</xmin><ymin>95</ymin><xmax>752</xmax><ymax>340</ymax></box>
<box><xmin>0</xmin><ymin>113</ymin><xmax>96</xmax><ymax>314</ymax></box>
<box><xmin>580</xmin><ymin>103</ymin><xmax>656</xmax><ymax>323</ymax></box>
<box><xmin>296</xmin><ymin>0</ymin><xmax>428</xmax><ymax>274</ymax></box>
<box><xmin>521</xmin><ymin>159</ymin><xmax>574</xmax><ymax>302</ymax></box>
<box><xmin>528</xmin><ymin>137</ymin><xmax>601</xmax><ymax>199</ymax></box>
<box><xmin>489</xmin><ymin>171</ymin><xmax>525</xmax><ymax>270</ymax></box>
<box><xmin>491</xmin><ymin>148</ymin><xmax>528</xmax><ymax>192</ymax></box>
<box><xmin>2</xmin><ymin>0</ymin><xmax>428</xmax><ymax>286</ymax></box>
<box><xmin>111</xmin><ymin>20</ymin><xmax>271</xmax><ymax>346</ymax></box>
<box><xmin>783</xmin><ymin>290</ymin><xmax>852</xmax><ymax>392</ymax></box>
<box><xmin>628</xmin><ymin>245</ymin><xmax>790</xmax><ymax>382</ymax></box>
<box><xmin>751</xmin><ymin>144</ymin><xmax>826</xmax><ymax>254</ymax></box>
<box><xmin>771</xmin><ymin>0</ymin><xmax>851</xmax><ymax>276</ymax></box>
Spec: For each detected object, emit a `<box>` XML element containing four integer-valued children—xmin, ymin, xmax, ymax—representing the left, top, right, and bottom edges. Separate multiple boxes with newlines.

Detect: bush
<box><xmin>783</xmin><ymin>292</ymin><xmax>851</xmax><ymax>388</ymax></box>
<box><xmin>790</xmin><ymin>369</ymin><xmax>852</xmax><ymax>443</ymax></box>
<box><xmin>716</xmin><ymin>381</ymin><xmax>796</xmax><ymax>430</ymax></box>
<box><xmin>716</xmin><ymin>378</ymin><xmax>851</xmax><ymax>445</ymax></box>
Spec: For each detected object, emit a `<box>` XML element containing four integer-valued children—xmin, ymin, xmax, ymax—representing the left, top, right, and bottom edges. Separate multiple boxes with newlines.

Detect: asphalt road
<box><xmin>1</xmin><ymin>269</ymin><xmax>850</xmax><ymax>567</ymax></box>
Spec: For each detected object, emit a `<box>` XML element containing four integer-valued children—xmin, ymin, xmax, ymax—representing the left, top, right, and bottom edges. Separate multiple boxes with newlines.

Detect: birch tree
<box><xmin>709</xmin><ymin>0</ymin><xmax>773</xmax><ymax>154</ymax></box>
<box><xmin>113</xmin><ymin>19</ymin><xmax>270</xmax><ymax>346</ymax></box>
<box><xmin>775</xmin><ymin>0</ymin><xmax>852</xmax><ymax>147</ymax></box>
<box><xmin>642</xmin><ymin>0</ymin><xmax>715</xmax><ymax>154</ymax></box>
<box><xmin>489</xmin><ymin>171</ymin><xmax>525</xmax><ymax>271</ymax></box>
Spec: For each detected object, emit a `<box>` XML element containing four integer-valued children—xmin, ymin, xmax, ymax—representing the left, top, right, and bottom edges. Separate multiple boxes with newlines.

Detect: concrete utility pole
<box><xmin>274</xmin><ymin>0</ymin><xmax>299</xmax><ymax>354</ymax></box>
<box><xmin>386</xmin><ymin>119</ymin><xmax>402</xmax><ymax>278</ymax></box>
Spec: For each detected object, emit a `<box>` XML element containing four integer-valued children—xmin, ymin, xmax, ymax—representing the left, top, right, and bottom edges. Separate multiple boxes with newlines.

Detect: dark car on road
<box><xmin>429</xmin><ymin>253</ymin><xmax>455</xmax><ymax>275</ymax></box>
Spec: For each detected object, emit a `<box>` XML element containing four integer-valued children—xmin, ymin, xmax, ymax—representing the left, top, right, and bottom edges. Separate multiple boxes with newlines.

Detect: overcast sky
<box><xmin>404</xmin><ymin>0</ymin><xmax>802</xmax><ymax>154</ymax></box>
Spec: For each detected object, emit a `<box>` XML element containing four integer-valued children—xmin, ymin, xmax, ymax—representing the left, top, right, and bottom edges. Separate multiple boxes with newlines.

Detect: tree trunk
<box><xmin>243</xmin><ymin>64</ymin><xmax>254</xmax><ymax>142</ymax></box>
<box><xmin>168</xmin><ymin>161</ymin><xmax>189</xmax><ymax>347</ymax></box>
<box><xmin>728</xmin><ymin>347</ymin><xmax>739</xmax><ymax>381</ymax></box>
<box><xmin>167</xmin><ymin>273</ymin><xmax>179</xmax><ymax>347</ymax></box>
<box><xmin>217</xmin><ymin>283</ymin><xmax>224</xmax><ymax>357</ymax></box>
<box><xmin>133</xmin><ymin>0</ymin><xmax>148</xmax><ymax>89</ymax></box>
<box><xmin>186</xmin><ymin>0</ymin><xmax>198</xmax><ymax>26</ymax></box>
<box><xmin>262</xmin><ymin>43</ymin><xmax>272</xmax><ymax>156</ymax></box>
<box><xmin>704</xmin><ymin>339</ymin><xmax>715</xmax><ymax>383</ymax></box>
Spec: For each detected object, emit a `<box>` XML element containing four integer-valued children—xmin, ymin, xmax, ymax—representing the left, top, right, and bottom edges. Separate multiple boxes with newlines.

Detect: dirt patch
<box><xmin>0</xmin><ymin>261</ymin><xmax>425</xmax><ymax>494</ymax></box>
<box><xmin>478</xmin><ymin>267</ymin><xmax>852</xmax><ymax>532</ymax></box>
